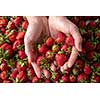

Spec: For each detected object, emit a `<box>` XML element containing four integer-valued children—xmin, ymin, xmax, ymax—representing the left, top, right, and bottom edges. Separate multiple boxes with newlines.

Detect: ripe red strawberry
<box><xmin>45</xmin><ymin>50</ymin><xmax>54</xmax><ymax>60</ymax></box>
<box><xmin>55</xmin><ymin>53</ymin><xmax>67</xmax><ymax>67</ymax></box>
<box><xmin>7</xmin><ymin>30</ymin><xmax>17</xmax><ymax>42</ymax></box>
<box><xmin>16</xmin><ymin>31</ymin><xmax>25</xmax><ymax>40</ymax></box>
<box><xmin>13</xmin><ymin>16</ymin><xmax>22</xmax><ymax>26</ymax></box>
<box><xmin>1</xmin><ymin>27</ymin><xmax>6</xmax><ymax>33</ymax></box>
<box><xmin>13</xmin><ymin>40</ymin><xmax>23</xmax><ymax>50</ymax></box>
<box><xmin>83</xmin><ymin>65</ymin><xmax>92</xmax><ymax>75</ymax></box>
<box><xmin>50</xmin><ymin>63</ymin><xmax>57</xmax><ymax>72</ymax></box>
<box><xmin>51</xmin><ymin>72</ymin><xmax>60</xmax><ymax>82</ymax></box>
<box><xmin>10</xmin><ymin>69</ymin><xmax>18</xmax><ymax>79</ymax></box>
<box><xmin>27</xmin><ymin>68</ymin><xmax>35</xmax><ymax>79</ymax></box>
<box><xmin>88</xmin><ymin>21</ymin><xmax>96</xmax><ymax>27</ymax></box>
<box><xmin>65</xmin><ymin>36</ymin><xmax>74</xmax><ymax>46</ymax></box>
<box><xmin>61</xmin><ymin>44</ymin><xmax>69</xmax><ymax>52</ymax></box>
<box><xmin>0</xmin><ymin>71</ymin><xmax>9</xmax><ymax>80</ymax></box>
<box><xmin>38</xmin><ymin>44</ymin><xmax>48</xmax><ymax>54</ymax></box>
<box><xmin>46</xmin><ymin>37</ymin><xmax>54</xmax><ymax>47</ymax></box>
<box><xmin>55</xmin><ymin>32</ymin><xmax>66</xmax><ymax>44</ymax></box>
<box><xmin>52</xmin><ymin>44</ymin><xmax>60</xmax><ymax>52</ymax></box>
<box><xmin>0</xmin><ymin>19</ymin><xmax>8</xmax><ymax>27</ymax></box>
<box><xmin>3</xmin><ymin>79</ymin><xmax>11</xmax><ymax>83</ymax></box>
<box><xmin>77</xmin><ymin>73</ymin><xmax>88</xmax><ymax>83</ymax></box>
<box><xmin>93</xmin><ymin>62</ymin><xmax>100</xmax><ymax>68</ymax></box>
<box><xmin>7</xmin><ymin>21</ymin><xmax>16</xmax><ymax>30</ymax></box>
<box><xmin>0</xmin><ymin>43</ymin><xmax>12</xmax><ymax>50</ymax></box>
<box><xmin>36</xmin><ymin>56</ymin><xmax>46</xmax><ymax>65</ymax></box>
<box><xmin>18</xmin><ymin>50</ymin><xmax>26</xmax><ymax>59</ymax></box>
<box><xmin>32</xmin><ymin>76</ymin><xmax>39</xmax><ymax>83</ymax></box>
<box><xmin>16</xmin><ymin>61</ymin><xmax>27</xmax><ymax>72</ymax></box>
<box><xmin>75</xmin><ymin>59</ymin><xmax>84</xmax><ymax>69</ymax></box>
<box><xmin>61</xmin><ymin>75</ymin><xmax>69</xmax><ymax>83</ymax></box>
<box><xmin>78</xmin><ymin>20</ymin><xmax>86</xmax><ymax>28</ymax></box>
<box><xmin>22</xmin><ymin>20</ymin><xmax>28</xmax><ymax>30</ymax></box>
<box><xmin>45</xmin><ymin>79</ymin><xmax>51</xmax><ymax>83</ymax></box>
<box><xmin>69</xmin><ymin>74</ymin><xmax>76</xmax><ymax>83</ymax></box>
<box><xmin>0</xmin><ymin>61</ymin><xmax>8</xmax><ymax>71</ymax></box>
<box><xmin>42</xmin><ymin>69</ymin><xmax>51</xmax><ymax>79</ymax></box>
<box><xmin>91</xmin><ymin>74</ymin><xmax>100</xmax><ymax>83</ymax></box>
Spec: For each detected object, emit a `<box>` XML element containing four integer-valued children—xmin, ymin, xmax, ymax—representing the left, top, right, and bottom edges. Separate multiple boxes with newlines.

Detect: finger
<box><xmin>67</xmin><ymin>47</ymin><xmax>78</xmax><ymax>68</ymax></box>
<box><xmin>31</xmin><ymin>62</ymin><xmax>41</xmax><ymax>78</ymax></box>
<box><xmin>70</xmin><ymin>27</ymin><xmax>82</xmax><ymax>52</ymax></box>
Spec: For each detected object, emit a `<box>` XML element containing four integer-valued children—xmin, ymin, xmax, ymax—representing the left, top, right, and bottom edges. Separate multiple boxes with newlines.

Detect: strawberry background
<box><xmin>0</xmin><ymin>16</ymin><xmax>100</xmax><ymax>83</ymax></box>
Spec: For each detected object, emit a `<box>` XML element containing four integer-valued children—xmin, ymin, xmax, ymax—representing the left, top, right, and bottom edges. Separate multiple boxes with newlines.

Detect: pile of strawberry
<box><xmin>0</xmin><ymin>16</ymin><xmax>100</xmax><ymax>83</ymax></box>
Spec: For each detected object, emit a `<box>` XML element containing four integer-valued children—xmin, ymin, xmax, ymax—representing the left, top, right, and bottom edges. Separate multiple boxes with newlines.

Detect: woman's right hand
<box><xmin>24</xmin><ymin>16</ymin><xmax>49</xmax><ymax>78</ymax></box>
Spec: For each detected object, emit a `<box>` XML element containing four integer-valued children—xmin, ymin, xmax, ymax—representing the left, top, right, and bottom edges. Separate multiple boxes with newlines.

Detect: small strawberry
<box><xmin>51</xmin><ymin>72</ymin><xmax>60</xmax><ymax>82</ymax></box>
<box><xmin>65</xmin><ymin>36</ymin><xmax>74</xmax><ymax>46</ymax></box>
<box><xmin>46</xmin><ymin>37</ymin><xmax>54</xmax><ymax>47</ymax></box>
<box><xmin>13</xmin><ymin>16</ymin><xmax>22</xmax><ymax>26</ymax></box>
<box><xmin>69</xmin><ymin>74</ymin><xmax>76</xmax><ymax>83</ymax></box>
<box><xmin>13</xmin><ymin>40</ymin><xmax>24</xmax><ymax>50</ymax></box>
<box><xmin>38</xmin><ymin>44</ymin><xmax>48</xmax><ymax>54</ymax></box>
<box><xmin>0</xmin><ymin>19</ymin><xmax>8</xmax><ymax>27</ymax></box>
<box><xmin>42</xmin><ymin>69</ymin><xmax>51</xmax><ymax>79</ymax></box>
<box><xmin>61</xmin><ymin>44</ymin><xmax>68</xmax><ymax>52</ymax></box>
<box><xmin>10</xmin><ymin>68</ymin><xmax>18</xmax><ymax>79</ymax></box>
<box><xmin>32</xmin><ymin>76</ymin><xmax>40</xmax><ymax>83</ymax></box>
<box><xmin>88</xmin><ymin>21</ymin><xmax>96</xmax><ymax>28</ymax></box>
<box><xmin>7</xmin><ymin>21</ymin><xmax>16</xmax><ymax>30</ymax></box>
<box><xmin>91</xmin><ymin>74</ymin><xmax>100</xmax><ymax>83</ymax></box>
<box><xmin>1</xmin><ymin>27</ymin><xmax>6</xmax><ymax>33</ymax></box>
<box><xmin>0</xmin><ymin>71</ymin><xmax>9</xmax><ymax>80</ymax></box>
<box><xmin>45</xmin><ymin>50</ymin><xmax>54</xmax><ymax>60</ymax></box>
<box><xmin>0</xmin><ymin>61</ymin><xmax>8</xmax><ymax>71</ymax></box>
<box><xmin>78</xmin><ymin>20</ymin><xmax>86</xmax><ymax>28</ymax></box>
<box><xmin>16</xmin><ymin>31</ymin><xmax>25</xmax><ymax>40</ymax></box>
<box><xmin>60</xmin><ymin>75</ymin><xmax>69</xmax><ymax>83</ymax></box>
<box><xmin>22</xmin><ymin>20</ymin><xmax>28</xmax><ymax>30</ymax></box>
<box><xmin>55</xmin><ymin>32</ymin><xmax>66</xmax><ymax>44</ymax></box>
<box><xmin>83</xmin><ymin>65</ymin><xmax>92</xmax><ymax>75</ymax></box>
<box><xmin>52</xmin><ymin>44</ymin><xmax>60</xmax><ymax>52</ymax></box>
<box><xmin>55</xmin><ymin>52</ymin><xmax>67</xmax><ymax>67</ymax></box>
<box><xmin>77</xmin><ymin>73</ymin><xmax>88</xmax><ymax>83</ymax></box>
<box><xmin>18</xmin><ymin>50</ymin><xmax>26</xmax><ymax>59</ymax></box>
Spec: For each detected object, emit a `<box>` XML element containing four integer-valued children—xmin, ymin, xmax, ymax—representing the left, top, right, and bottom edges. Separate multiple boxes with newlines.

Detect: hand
<box><xmin>48</xmin><ymin>16</ymin><xmax>82</xmax><ymax>72</ymax></box>
<box><xmin>24</xmin><ymin>16</ymin><xmax>49</xmax><ymax>78</ymax></box>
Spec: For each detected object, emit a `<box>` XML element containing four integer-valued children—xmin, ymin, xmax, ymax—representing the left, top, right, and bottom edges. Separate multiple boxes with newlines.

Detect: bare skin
<box><xmin>24</xmin><ymin>16</ymin><xmax>82</xmax><ymax>78</ymax></box>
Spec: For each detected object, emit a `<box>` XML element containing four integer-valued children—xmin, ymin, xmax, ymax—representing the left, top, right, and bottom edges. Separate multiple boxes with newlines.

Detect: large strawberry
<box><xmin>55</xmin><ymin>51</ymin><xmax>68</xmax><ymax>67</ymax></box>
<box><xmin>55</xmin><ymin>32</ymin><xmax>66</xmax><ymax>44</ymax></box>
<box><xmin>46</xmin><ymin>37</ymin><xmax>54</xmax><ymax>47</ymax></box>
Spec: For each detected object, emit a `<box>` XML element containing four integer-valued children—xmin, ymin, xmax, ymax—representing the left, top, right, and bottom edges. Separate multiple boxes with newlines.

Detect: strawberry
<box><xmin>42</xmin><ymin>69</ymin><xmax>51</xmax><ymax>79</ymax></box>
<box><xmin>77</xmin><ymin>73</ymin><xmax>88</xmax><ymax>83</ymax></box>
<box><xmin>45</xmin><ymin>50</ymin><xmax>54</xmax><ymax>60</ymax></box>
<box><xmin>86</xmin><ymin>30</ymin><xmax>92</xmax><ymax>38</ymax></box>
<box><xmin>36</xmin><ymin>56</ymin><xmax>46</xmax><ymax>65</ymax></box>
<box><xmin>64</xmin><ymin>67</ymin><xmax>71</xmax><ymax>75</ymax></box>
<box><xmin>95</xmin><ymin>32</ymin><xmax>100</xmax><ymax>41</ymax></box>
<box><xmin>18</xmin><ymin>50</ymin><xmax>26</xmax><ymax>59</ymax></box>
<box><xmin>55</xmin><ymin>32</ymin><xmax>66</xmax><ymax>44</ymax></box>
<box><xmin>91</xmin><ymin>74</ymin><xmax>100</xmax><ymax>83</ymax></box>
<box><xmin>83</xmin><ymin>65</ymin><xmax>92</xmax><ymax>75</ymax></box>
<box><xmin>46</xmin><ymin>37</ymin><xmax>54</xmax><ymax>47</ymax></box>
<box><xmin>0</xmin><ymin>61</ymin><xmax>8</xmax><ymax>71</ymax></box>
<box><xmin>65</xmin><ymin>36</ymin><xmax>74</xmax><ymax>46</ymax></box>
<box><xmin>55</xmin><ymin>53</ymin><xmax>67</xmax><ymax>67</ymax></box>
<box><xmin>0</xmin><ymin>71</ymin><xmax>9</xmax><ymax>80</ymax></box>
<box><xmin>60</xmin><ymin>75</ymin><xmax>69</xmax><ymax>83</ymax></box>
<box><xmin>61</xmin><ymin>44</ymin><xmax>68</xmax><ymax>52</ymax></box>
<box><xmin>7</xmin><ymin>21</ymin><xmax>16</xmax><ymax>30</ymax></box>
<box><xmin>96</xmin><ymin>43</ymin><xmax>100</xmax><ymax>52</ymax></box>
<box><xmin>78</xmin><ymin>20</ymin><xmax>86</xmax><ymax>28</ymax></box>
<box><xmin>3</xmin><ymin>79</ymin><xmax>11</xmax><ymax>83</ymax></box>
<box><xmin>69</xmin><ymin>74</ymin><xmax>76</xmax><ymax>83</ymax></box>
<box><xmin>22</xmin><ymin>20</ymin><xmax>28</xmax><ymax>30</ymax></box>
<box><xmin>16</xmin><ymin>31</ymin><xmax>25</xmax><ymax>40</ymax></box>
<box><xmin>1</xmin><ymin>27</ymin><xmax>6</xmax><ymax>33</ymax></box>
<box><xmin>72</xmin><ymin>67</ymin><xmax>80</xmax><ymax>76</ymax></box>
<box><xmin>32</xmin><ymin>76</ymin><xmax>40</xmax><ymax>83</ymax></box>
<box><xmin>13</xmin><ymin>16</ymin><xmax>22</xmax><ymax>26</ymax></box>
<box><xmin>10</xmin><ymin>68</ymin><xmax>18</xmax><ymax>79</ymax></box>
<box><xmin>50</xmin><ymin>63</ymin><xmax>57</xmax><ymax>72</ymax></box>
<box><xmin>16</xmin><ymin>60</ymin><xmax>27</xmax><ymax>72</ymax></box>
<box><xmin>27</xmin><ymin>68</ymin><xmax>35</xmax><ymax>80</ymax></box>
<box><xmin>7</xmin><ymin>29</ymin><xmax>17</xmax><ymax>42</ymax></box>
<box><xmin>45</xmin><ymin>79</ymin><xmax>51</xmax><ymax>83</ymax></box>
<box><xmin>0</xmin><ymin>19</ymin><xmax>8</xmax><ymax>27</ymax></box>
<box><xmin>38</xmin><ymin>44</ymin><xmax>48</xmax><ymax>54</ymax></box>
<box><xmin>13</xmin><ymin>40</ymin><xmax>24</xmax><ymax>50</ymax></box>
<box><xmin>0</xmin><ymin>43</ymin><xmax>11</xmax><ymax>50</ymax></box>
<box><xmin>51</xmin><ymin>72</ymin><xmax>60</xmax><ymax>82</ymax></box>
<box><xmin>52</xmin><ymin>44</ymin><xmax>60</xmax><ymax>52</ymax></box>
<box><xmin>88</xmin><ymin>21</ymin><xmax>96</xmax><ymax>28</ymax></box>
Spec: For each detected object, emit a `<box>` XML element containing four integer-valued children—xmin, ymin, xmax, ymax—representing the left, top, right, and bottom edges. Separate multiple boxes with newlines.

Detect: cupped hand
<box><xmin>24</xmin><ymin>16</ymin><xmax>49</xmax><ymax>78</ymax></box>
<box><xmin>48</xmin><ymin>16</ymin><xmax>82</xmax><ymax>72</ymax></box>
